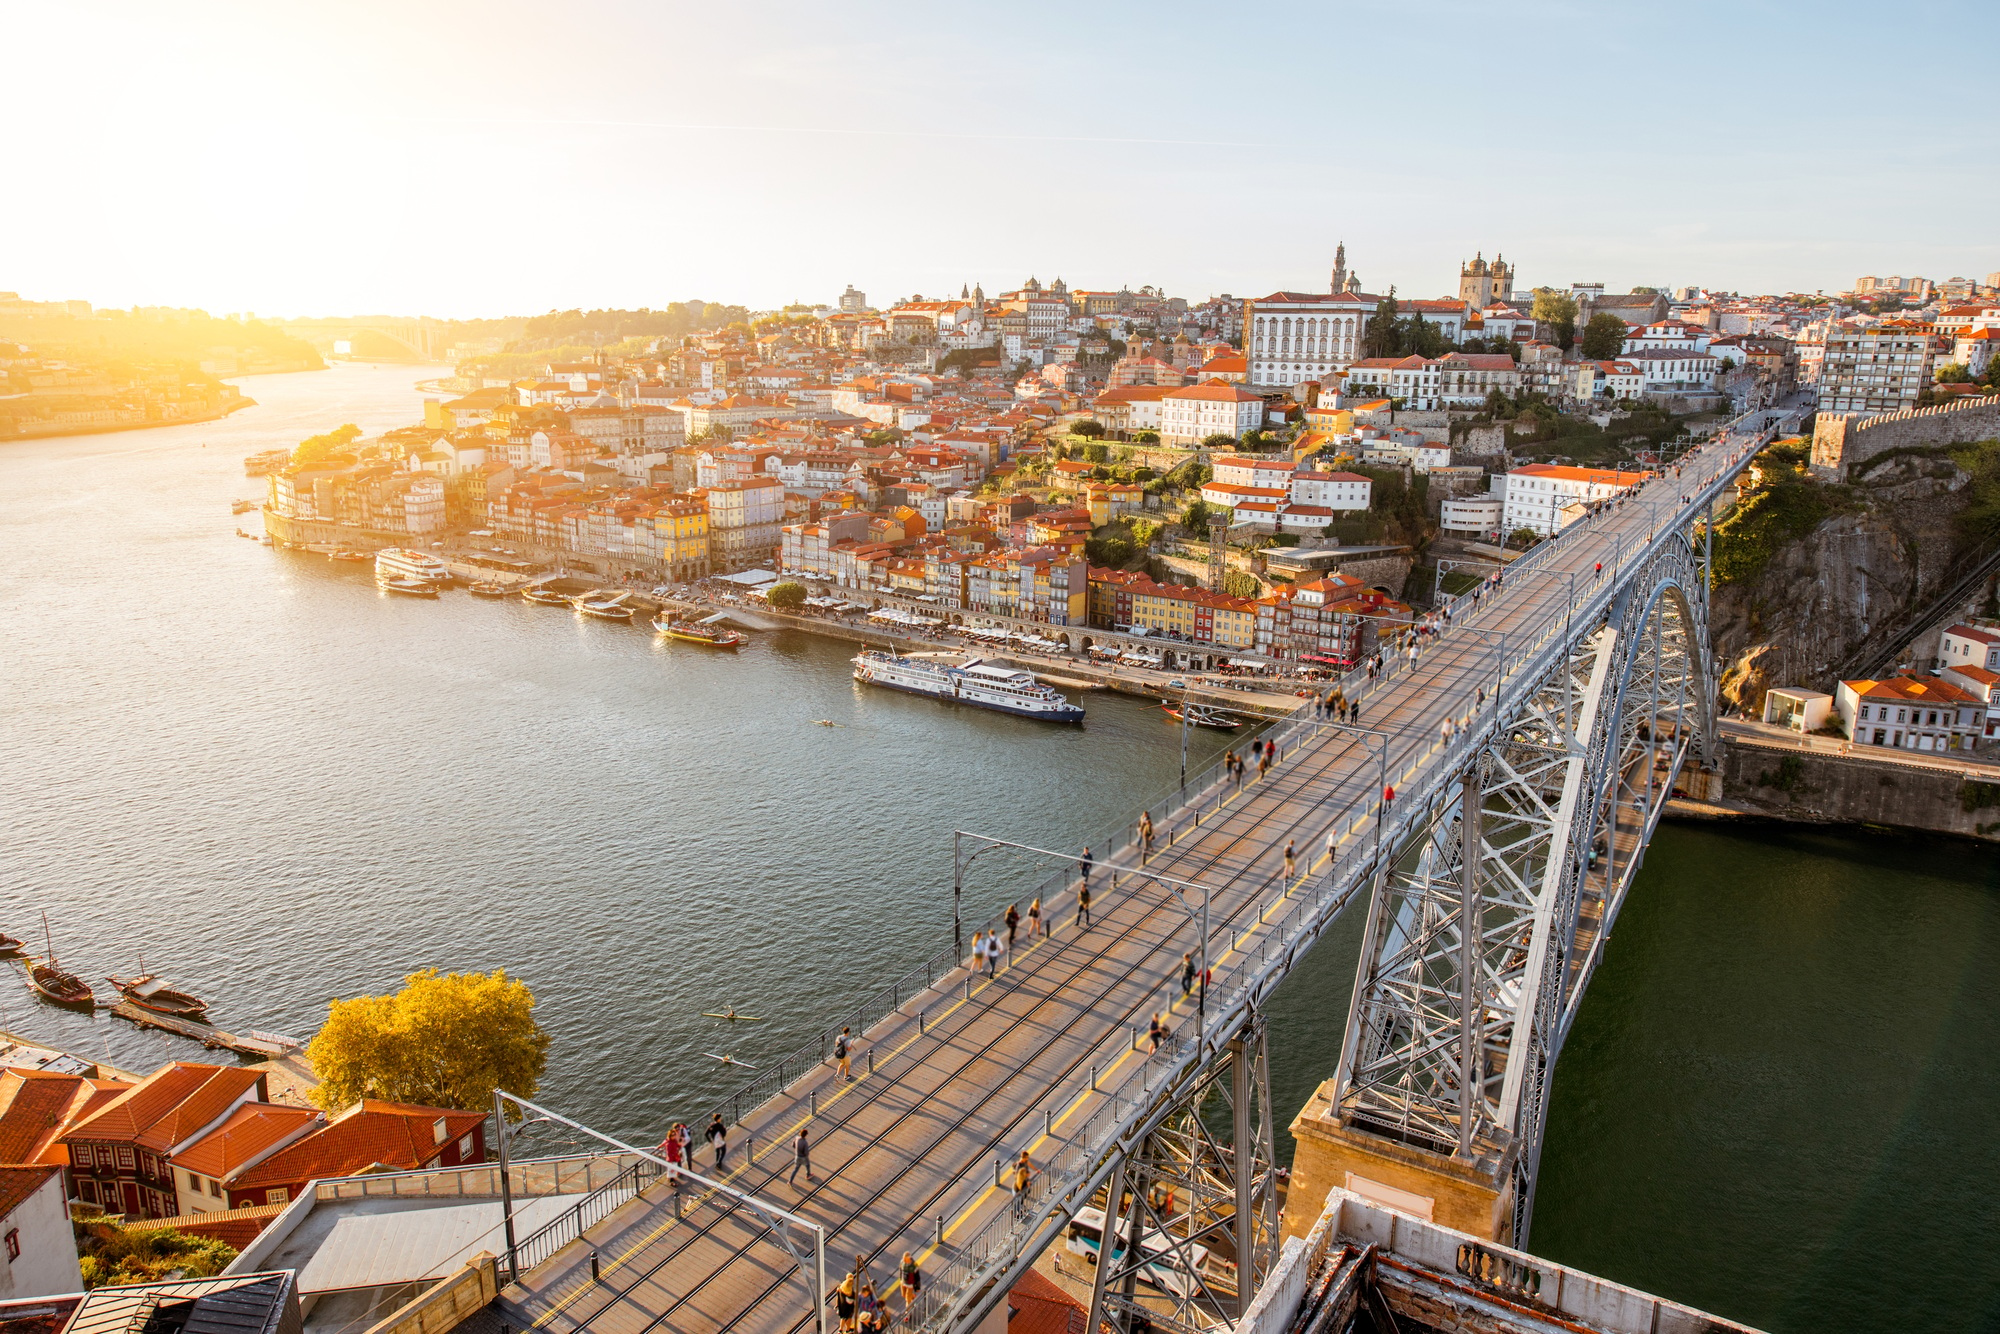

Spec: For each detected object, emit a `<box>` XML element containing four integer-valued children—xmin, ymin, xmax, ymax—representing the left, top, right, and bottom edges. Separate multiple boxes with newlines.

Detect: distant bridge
<box><xmin>277</xmin><ymin>316</ymin><xmax>448</xmax><ymax>362</ymax></box>
<box><xmin>490</xmin><ymin>415</ymin><xmax>1777</xmax><ymax>1334</ymax></box>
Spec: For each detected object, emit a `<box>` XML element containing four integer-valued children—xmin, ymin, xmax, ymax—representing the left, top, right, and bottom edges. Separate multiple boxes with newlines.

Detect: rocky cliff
<box><xmin>1714</xmin><ymin>442</ymin><xmax>1997</xmax><ymax>711</ymax></box>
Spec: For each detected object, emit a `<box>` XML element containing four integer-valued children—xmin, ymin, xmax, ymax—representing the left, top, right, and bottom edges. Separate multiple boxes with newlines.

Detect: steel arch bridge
<box><xmin>495</xmin><ymin>422</ymin><xmax>1777</xmax><ymax>1334</ymax></box>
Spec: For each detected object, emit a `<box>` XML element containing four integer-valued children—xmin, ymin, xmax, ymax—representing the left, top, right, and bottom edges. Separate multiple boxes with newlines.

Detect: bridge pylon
<box><xmin>1083</xmin><ymin>1014</ymin><xmax>1280</xmax><ymax>1334</ymax></box>
<box><xmin>1291</xmin><ymin>531</ymin><xmax>1718</xmax><ymax>1247</ymax></box>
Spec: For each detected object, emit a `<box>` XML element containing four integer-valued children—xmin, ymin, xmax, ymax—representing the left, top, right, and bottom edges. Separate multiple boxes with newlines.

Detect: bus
<box><xmin>1063</xmin><ymin>1204</ymin><xmax>1235</xmax><ymax>1300</ymax></box>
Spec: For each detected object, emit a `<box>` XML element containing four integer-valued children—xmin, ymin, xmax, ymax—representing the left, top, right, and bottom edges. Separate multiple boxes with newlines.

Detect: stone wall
<box><xmin>1810</xmin><ymin>395</ymin><xmax>2000</xmax><ymax>479</ymax></box>
<box><xmin>1689</xmin><ymin>738</ymin><xmax>2000</xmax><ymax>841</ymax></box>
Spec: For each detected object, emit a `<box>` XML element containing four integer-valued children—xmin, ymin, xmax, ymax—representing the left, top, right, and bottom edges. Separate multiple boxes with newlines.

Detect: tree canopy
<box><xmin>1531</xmin><ymin>288</ymin><xmax>1580</xmax><ymax>351</ymax></box>
<box><xmin>293</xmin><ymin>423</ymin><xmax>362</xmax><ymax>466</ymax></box>
<box><xmin>765</xmin><ymin>580</ymin><xmax>807</xmax><ymax>610</ymax></box>
<box><xmin>307</xmin><ymin>968</ymin><xmax>550</xmax><ymax>1115</ymax></box>
<box><xmin>1072</xmin><ymin>418</ymin><xmax>1106</xmax><ymax>438</ymax></box>
<box><xmin>1579</xmin><ymin>313</ymin><xmax>1629</xmax><ymax>361</ymax></box>
<box><xmin>78</xmin><ymin>1224</ymin><xmax>235</xmax><ymax>1288</ymax></box>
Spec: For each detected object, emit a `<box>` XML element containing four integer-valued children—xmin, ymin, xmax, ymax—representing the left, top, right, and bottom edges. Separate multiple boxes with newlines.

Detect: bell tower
<box><xmin>1331</xmin><ymin>242</ymin><xmax>1348</xmax><ymax>296</ymax></box>
<box><xmin>1459</xmin><ymin>253</ymin><xmax>1493</xmax><ymax>308</ymax></box>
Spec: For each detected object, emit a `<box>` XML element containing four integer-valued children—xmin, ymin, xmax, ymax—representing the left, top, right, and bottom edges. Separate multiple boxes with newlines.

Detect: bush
<box><xmin>79</xmin><ymin>1224</ymin><xmax>236</xmax><ymax>1288</ymax></box>
<box><xmin>1133</xmin><ymin>431</ymin><xmax>1161</xmax><ymax>445</ymax></box>
<box><xmin>766</xmin><ymin>581</ymin><xmax>807</xmax><ymax>610</ymax></box>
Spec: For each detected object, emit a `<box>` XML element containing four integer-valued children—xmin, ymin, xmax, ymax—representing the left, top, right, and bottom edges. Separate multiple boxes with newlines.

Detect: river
<box><xmin>3</xmin><ymin>364</ymin><xmax>1995</xmax><ymax>1330</ymax></box>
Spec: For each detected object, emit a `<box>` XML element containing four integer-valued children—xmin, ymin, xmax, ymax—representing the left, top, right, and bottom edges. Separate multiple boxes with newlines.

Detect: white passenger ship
<box><xmin>852</xmin><ymin>651</ymin><xmax>1084</xmax><ymax>723</ymax></box>
<box><xmin>374</xmin><ymin>548</ymin><xmax>452</xmax><ymax>585</ymax></box>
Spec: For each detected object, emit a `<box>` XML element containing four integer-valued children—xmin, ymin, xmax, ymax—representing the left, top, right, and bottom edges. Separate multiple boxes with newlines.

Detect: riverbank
<box><xmin>2</xmin><ymin>393</ymin><xmax>258</xmax><ymax>443</ymax></box>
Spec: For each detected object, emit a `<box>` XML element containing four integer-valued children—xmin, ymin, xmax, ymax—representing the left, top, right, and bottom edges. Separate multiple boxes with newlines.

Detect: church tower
<box><xmin>1459</xmin><ymin>253</ymin><xmax>1493</xmax><ymax>308</ymax></box>
<box><xmin>1331</xmin><ymin>242</ymin><xmax>1348</xmax><ymax>297</ymax></box>
<box><xmin>1491</xmin><ymin>254</ymin><xmax>1513</xmax><ymax>303</ymax></box>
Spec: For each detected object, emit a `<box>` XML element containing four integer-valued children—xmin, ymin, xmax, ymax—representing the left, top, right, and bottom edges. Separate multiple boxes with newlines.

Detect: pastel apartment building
<box><xmin>1835</xmin><ymin>674</ymin><xmax>1983</xmax><ymax>753</ymax></box>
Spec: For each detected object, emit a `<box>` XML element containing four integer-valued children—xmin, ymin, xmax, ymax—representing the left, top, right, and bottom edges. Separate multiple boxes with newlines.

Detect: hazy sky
<box><xmin>5</xmin><ymin>0</ymin><xmax>1992</xmax><ymax>319</ymax></box>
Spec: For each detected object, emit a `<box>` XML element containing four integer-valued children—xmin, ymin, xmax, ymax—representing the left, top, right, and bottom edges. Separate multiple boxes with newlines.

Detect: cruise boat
<box><xmin>656</xmin><ymin>612</ymin><xmax>743</xmax><ymax>649</ymax></box>
<box><xmin>378</xmin><ymin>577</ymin><xmax>439</xmax><ymax>598</ymax></box>
<box><xmin>852</xmin><ymin>651</ymin><xmax>1084</xmax><ymax>723</ymax></box>
<box><xmin>375</xmin><ymin>547</ymin><xmax>452</xmax><ymax>585</ymax></box>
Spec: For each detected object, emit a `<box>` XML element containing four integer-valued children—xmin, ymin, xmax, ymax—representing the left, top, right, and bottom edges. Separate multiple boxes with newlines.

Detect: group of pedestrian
<box><xmin>968</xmin><ymin>927</ymin><xmax>1003</xmax><ymax>975</ymax></box>
<box><xmin>1317</xmin><ymin>690</ymin><xmax>1359</xmax><ymax>725</ymax></box>
<box><xmin>830</xmin><ymin>1253</ymin><xmax>924</xmax><ymax>1330</ymax></box>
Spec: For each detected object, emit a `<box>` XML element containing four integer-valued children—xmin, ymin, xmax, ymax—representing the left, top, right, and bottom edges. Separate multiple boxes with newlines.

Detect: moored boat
<box><xmin>0</xmin><ymin>933</ymin><xmax>23</xmax><ymax>956</ymax></box>
<box><xmin>523</xmin><ymin>587</ymin><xmax>573</xmax><ymax>606</ymax></box>
<box><xmin>107</xmin><ymin>973</ymin><xmax>210</xmax><ymax>1021</ymax></box>
<box><xmin>31</xmin><ymin>961</ymin><xmax>95</xmax><ymax>1009</ymax></box>
<box><xmin>1162</xmin><ymin>701</ymin><xmax>1243</xmax><ymax>731</ymax></box>
<box><xmin>469</xmin><ymin>582</ymin><xmax>511</xmax><ymax>598</ymax></box>
<box><xmin>28</xmin><ymin>914</ymin><xmax>92</xmax><ymax>1009</ymax></box>
<box><xmin>378</xmin><ymin>577</ymin><xmax>439</xmax><ymax>598</ymax></box>
<box><xmin>656</xmin><ymin>612</ymin><xmax>743</xmax><ymax>648</ymax></box>
<box><xmin>230</xmin><ymin>499</ymin><xmax>258</xmax><ymax>515</ymax></box>
<box><xmin>329</xmin><ymin>549</ymin><xmax>371</xmax><ymax>563</ymax></box>
<box><xmin>573</xmin><ymin>596</ymin><xmax>635</xmax><ymax>621</ymax></box>
<box><xmin>852</xmin><ymin>650</ymin><xmax>1083</xmax><ymax>722</ymax></box>
<box><xmin>375</xmin><ymin>547</ymin><xmax>452</xmax><ymax>585</ymax></box>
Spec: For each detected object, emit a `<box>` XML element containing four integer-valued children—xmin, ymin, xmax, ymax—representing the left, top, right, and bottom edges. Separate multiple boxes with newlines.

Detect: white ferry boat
<box><xmin>852</xmin><ymin>651</ymin><xmax>1084</xmax><ymax>723</ymax></box>
<box><xmin>375</xmin><ymin>548</ymin><xmax>451</xmax><ymax>585</ymax></box>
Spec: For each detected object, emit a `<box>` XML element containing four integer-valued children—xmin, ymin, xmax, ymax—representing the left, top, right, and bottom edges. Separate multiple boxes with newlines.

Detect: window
<box><xmin>72</xmin><ymin>1146</ymin><xmax>92</xmax><ymax>1168</ymax></box>
<box><xmin>209</xmin><ymin>1177</ymin><xmax>222</xmax><ymax>1197</ymax></box>
<box><xmin>116</xmin><ymin>1147</ymin><xmax>134</xmax><ymax>1169</ymax></box>
<box><xmin>265</xmin><ymin>1187</ymin><xmax>289</xmax><ymax>1205</ymax></box>
<box><xmin>188</xmin><ymin>1170</ymin><xmax>203</xmax><ymax>1193</ymax></box>
<box><xmin>4</xmin><ymin>1229</ymin><xmax>16</xmax><ymax>1262</ymax></box>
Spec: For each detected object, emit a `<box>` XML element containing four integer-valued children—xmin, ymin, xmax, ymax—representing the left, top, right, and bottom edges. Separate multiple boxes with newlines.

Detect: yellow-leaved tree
<box><xmin>307</xmin><ymin>968</ymin><xmax>551</xmax><ymax>1114</ymax></box>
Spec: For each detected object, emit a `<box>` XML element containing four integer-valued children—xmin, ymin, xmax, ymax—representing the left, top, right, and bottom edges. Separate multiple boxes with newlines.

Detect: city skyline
<box><xmin>4</xmin><ymin>0</ymin><xmax>1994</xmax><ymax>319</ymax></box>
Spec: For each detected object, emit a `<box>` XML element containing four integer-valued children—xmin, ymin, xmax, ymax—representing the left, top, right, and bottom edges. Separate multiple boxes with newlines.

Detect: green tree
<box><xmin>78</xmin><ymin>1224</ymin><xmax>236</xmax><ymax>1288</ymax></box>
<box><xmin>1133</xmin><ymin>430</ymin><xmax>1161</xmax><ymax>444</ymax></box>
<box><xmin>1072</xmin><ymin>419</ymin><xmax>1106</xmax><ymax>438</ymax></box>
<box><xmin>1200</xmin><ymin>432</ymin><xmax>1237</xmax><ymax>450</ymax></box>
<box><xmin>1531</xmin><ymin>288</ymin><xmax>1579</xmax><ymax>351</ymax></box>
<box><xmin>765</xmin><ymin>580</ymin><xmax>807</xmax><ymax>610</ymax></box>
<box><xmin>1183</xmin><ymin>498</ymin><xmax>1211</xmax><ymax>531</ymax></box>
<box><xmin>1362</xmin><ymin>293</ymin><xmax>1403</xmax><ymax>358</ymax></box>
<box><xmin>1579</xmin><ymin>313</ymin><xmax>1629</xmax><ymax>360</ymax></box>
<box><xmin>292</xmin><ymin>423</ymin><xmax>362</xmax><ymax>466</ymax></box>
<box><xmin>307</xmin><ymin>968</ymin><xmax>551</xmax><ymax>1115</ymax></box>
<box><xmin>1936</xmin><ymin>362</ymin><xmax>1972</xmax><ymax>384</ymax></box>
<box><xmin>690</xmin><ymin>424</ymin><xmax>733</xmax><ymax>447</ymax></box>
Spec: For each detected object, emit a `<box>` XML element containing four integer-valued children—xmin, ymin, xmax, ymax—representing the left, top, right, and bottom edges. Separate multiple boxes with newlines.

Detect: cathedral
<box><xmin>1457</xmin><ymin>252</ymin><xmax>1514</xmax><ymax>307</ymax></box>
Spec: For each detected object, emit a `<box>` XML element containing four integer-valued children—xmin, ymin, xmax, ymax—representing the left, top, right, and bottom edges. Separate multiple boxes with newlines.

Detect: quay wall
<box><xmin>1673</xmin><ymin>738</ymin><xmax>2000</xmax><ymax>842</ymax></box>
<box><xmin>1811</xmin><ymin>395</ymin><xmax>2000</xmax><ymax>479</ymax></box>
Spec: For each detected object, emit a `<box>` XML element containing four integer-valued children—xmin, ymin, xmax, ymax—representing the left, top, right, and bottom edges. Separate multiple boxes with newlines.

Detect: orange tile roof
<box><xmin>0</xmin><ymin>1071</ymin><xmax>90</xmax><ymax>1165</ymax></box>
<box><xmin>227</xmin><ymin>1100</ymin><xmax>485</xmax><ymax>1191</ymax></box>
<box><xmin>172</xmin><ymin>1103</ymin><xmax>323</xmax><ymax>1179</ymax></box>
<box><xmin>136</xmin><ymin>1068</ymin><xmax>267</xmax><ymax>1152</ymax></box>
<box><xmin>1843</xmin><ymin>675</ymin><xmax>1977</xmax><ymax>704</ymax></box>
<box><xmin>0</xmin><ymin>1165</ymin><xmax>60</xmax><ymax>1220</ymax></box>
<box><xmin>1007</xmin><ymin>1268</ymin><xmax>1092</xmax><ymax>1334</ymax></box>
<box><xmin>142</xmin><ymin>1203</ymin><xmax>287</xmax><ymax>1251</ymax></box>
<box><xmin>66</xmin><ymin>1062</ymin><xmax>241</xmax><ymax>1147</ymax></box>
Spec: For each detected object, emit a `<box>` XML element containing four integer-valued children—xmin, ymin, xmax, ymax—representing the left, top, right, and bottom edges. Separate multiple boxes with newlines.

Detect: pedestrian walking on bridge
<box><xmin>899</xmin><ymin>1253</ymin><xmax>921</xmax><ymax>1317</ymax></box>
<box><xmin>706</xmin><ymin>1113</ymin><xmax>728</xmax><ymax>1171</ymax></box>
<box><xmin>1028</xmin><ymin>896</ymin><xmax>1044</xmax><ymax>937</ymax></box>
<box><xmin>835</xmin><ymin>1026</ymin><xmax>853</xmax><ymax>1081</ymax></box>
<box><xmin>1005</xmin><ymin>903</ymin><xmax>1021</xmax><ymax>949</ymax></box>
<box><xmin>1149</xmin><ymin>1012</ymin><xmax>1166</xmax><ymax>1052</ymax></box>
<box><xmin>790</xmin><ymin>1125</ymin><xmax>815</xmax><ymax>1184</ymax></box>
<box><xmin>1181</xmin><ymin>951</ymin><xmax>1197</xmax><ymax>997</ymax></box>
<box><xmin>1284</xmin><ymin>839</ymin><xmax>1296</xmax><ymax>883</ymax></box>
<box><xmin>1076</xmin><ymin>878</ymin><xmax>1093</xmax><ymax>930</ymax></box>
<box><xmin>1139</xmin><ymin>810</ymin><xmax>1155</xmax><ymax>857</ymax></box>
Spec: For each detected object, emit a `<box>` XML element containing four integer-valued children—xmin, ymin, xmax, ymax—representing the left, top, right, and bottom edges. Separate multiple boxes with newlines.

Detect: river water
<box><xmin>3</xmin><ymin>364</ymin><xmax>1995</xmax><ymax>1330</ymax></box>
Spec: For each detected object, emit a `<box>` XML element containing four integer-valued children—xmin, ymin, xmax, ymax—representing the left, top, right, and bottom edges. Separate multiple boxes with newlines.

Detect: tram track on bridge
<box><xmin>519</xmin><ymin>436</ymin><xmax>1766</xmax><ymax>1334</ymax></box>
<box><xmin>521</xmin><ymin>718</ymin><xmax>1410</xmax><ymax>1334</ymax></box>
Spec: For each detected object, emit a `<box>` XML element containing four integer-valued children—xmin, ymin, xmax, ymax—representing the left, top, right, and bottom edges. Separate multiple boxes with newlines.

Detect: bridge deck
<box><xmin>501</xmin><ymin>432</ymin><xmax>1764</xmax><ymax>1334</ymax></box>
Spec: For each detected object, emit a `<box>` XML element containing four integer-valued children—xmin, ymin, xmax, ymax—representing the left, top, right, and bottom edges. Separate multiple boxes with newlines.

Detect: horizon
<box><xmin>3</xmin><ymin>0</ymin><xmax>1994</xmax><ymax>319</ymax></box>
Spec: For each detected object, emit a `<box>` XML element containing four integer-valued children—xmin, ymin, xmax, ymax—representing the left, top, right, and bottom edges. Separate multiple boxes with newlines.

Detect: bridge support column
<box><xmin>1283</xmin><ymin>1083</ymin><xmax>1516</xmax><ymax>1242</ymax></box>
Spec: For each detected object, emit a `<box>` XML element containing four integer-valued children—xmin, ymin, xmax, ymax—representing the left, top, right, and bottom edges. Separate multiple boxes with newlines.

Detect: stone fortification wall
<box><xmin>1810</xmin><ymin>395</ymin><xmax>2000</xmax><ymax>479</ymax></box>
<box><xmin>1694</xmin><ymin>738</ymin><xmax>2000</xmax><ymax>841</ymax></box>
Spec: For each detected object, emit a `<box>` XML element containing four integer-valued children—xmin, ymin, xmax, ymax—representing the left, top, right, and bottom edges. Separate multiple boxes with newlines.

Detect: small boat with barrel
<box><xmin>28</xmin><ymin>914</ymin><xmax>93</xmax><ymax>1009</ymax></box>
<box><xmin>0</xmin><ymin>932</ymin><xmax>23</xmax><ymax>956</ymax></box>
<box><xmin>230</xmin><ymin>499</ymin><xmax>258</xmax><ymax>515</ymax></box>
<box><xmin>107</xmin><ymin>973</ymin><xmax>211</xmax><ymax>1021</ymax></box>
<box><xmin>523</xmin><ymin>587</ymin><xmax>573</xmax><ymax>606</ymax></box>
<box><xmin>329</xmin><ymin>549</ymin><xmax>371</xmax><ymax>563</ymax></box>
<box><xmin>469</xmin><ymin>582</ymin><xmax>512</xmax><ymax>598</ymax></box>
<box><xmin>655</xmin><ymin>611</ymin><xmax>744</xmax><ymax>649</ymax></box>
<box><xmin>378</xmin><ymin>576</ymin><xmax>439</xmax><ymax>598</ymax></box>
<box><xmin>1162</xmin><ymin>700</ymin><xmax>1243</xmax><ymax>731</ymax></box>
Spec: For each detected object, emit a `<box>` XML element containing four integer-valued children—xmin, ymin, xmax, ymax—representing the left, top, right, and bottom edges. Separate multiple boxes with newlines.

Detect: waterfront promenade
<box><xmin>500</xmin><ymin>429</ymin><xmax>1767</xmax><ymax>1333</ymax></box>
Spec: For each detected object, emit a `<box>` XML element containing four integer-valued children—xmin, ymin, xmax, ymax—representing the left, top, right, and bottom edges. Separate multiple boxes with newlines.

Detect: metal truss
<box><xmin>1332</xmin><ymin>532</ymin><xmax>1716</xmax><ymax>1244</ymax></box>
<box><xmin>1084</xmin><ymin>1019</ymin><xmax>1279</xmax><ymax>1334</ymax></box>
